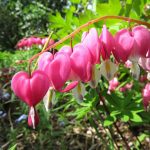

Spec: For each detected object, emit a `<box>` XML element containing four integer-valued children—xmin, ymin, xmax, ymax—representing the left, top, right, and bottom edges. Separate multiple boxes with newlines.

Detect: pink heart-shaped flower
<box><xmin>113</xmin><ymin>26</ymin><xmax>150</xmax><ymax>62</ymax></box>
<box><xmin>11</xmin><ymin>70</ymin><xmax>50</xmax><ymax>107</ymax></box>
<box><xmin>99</xmin><ymin>25</ymin><xmax>115</xmax><ymax>60</ymax></box>
<box><xmin>113</xmin><ymin>29</ymin><xmax>135</xmax><ymax>62</ymax></box>
<box><xmin>38</xmin><ymin>52</ymin><xmax>71</xmax><ymax>91</ymax></box>
<box><xmin>70</xmin><ymin>43</ymin><xmax>92</xmax><ymax>82</ymax></box>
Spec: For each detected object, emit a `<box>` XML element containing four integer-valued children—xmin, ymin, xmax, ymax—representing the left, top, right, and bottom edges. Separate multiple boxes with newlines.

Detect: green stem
<box><xmin>29</xmin><ymin>31</ymin><xmax>53</xmax><ymax>73</ymax></box>
<box><xmin>92</xmin><ymin>108</ymin><xmax>120</xmax><ymax>150</ymax></box>
<box><xmin>96</xmin><ymin>88</ymin><xmax>131</xmax><ymax>150</ymax></box>
<box><xmin>28</xmin><ymin>63</ymin><xmax>31</xmax><ymax>77</ymax></box>
<box><xmin>89</xmin><ymin>116</ymin><xmax>108</xmax><ymax>148</ymax></box>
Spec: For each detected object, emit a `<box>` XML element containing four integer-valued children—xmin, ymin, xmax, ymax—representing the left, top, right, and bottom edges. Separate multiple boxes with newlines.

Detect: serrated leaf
<box><xmin>130</xmin><ymin>112</ymin><xmax>143</xmax><ymax>122</ymax></box>
<box><xmin>110</xmin><ymin>110</ymin><xmax>121</xmax><ymax>117</ymax></box>
<box><xmin>104</xmin><ymin>116</ymin><xmax>116</xmax><ymax>126</ymax></box>
<box><xmin>9</xmin><ymin>144</ymin><xmax>17</xmax><ymax>150</ymax></box>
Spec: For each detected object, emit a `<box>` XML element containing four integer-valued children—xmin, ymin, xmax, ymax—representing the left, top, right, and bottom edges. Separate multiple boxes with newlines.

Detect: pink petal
<box><xmin>71</xmin><ymin>43</ymin><xmax>92</xmax><ymax>82</ymax></box>
<box><xmin>59</xmin><ymin>45</ymin><xmax>72</xmax><ymax>56</ymax></box>
<box><xmin>11</xmin><ymin>70</ymin><xmax>50</xmax><ymax>106</ymax></box>
<box><xmin>133</xmin><ymin>26</ymin><xmax>150</xmax><ymax>57</ymax></box>
<box><xmin>38</xmin><ymin>52</ymin><xmax>54</xmax><ymax>71</ymax></box>
<box><xmin>113</xmin><ymin>29</ymin><xmax>135</xmax><ymax>62</ymax></box>
<box><xmin>49</xmin><ymin>52</ymin><xmax>71</xmax><ymax>90</ymax></box>
<box><xmin>60</xmin><ymin>81</ymin><xmax>78</xmax><ymax>93</ymax></box>
<box><xmin>139</xmin><ymin>57</ymin><xmax>150</xmax><ymax>71</ymax></box>
<box><xmin>100</xmin><ymin>25</ymin><xmax>115</xmax><ymax>60</ymax></box>
<box><xmin>82</xmin><ymin>28</ymin><xmax>100</xmax><ymax>64</ymax></box>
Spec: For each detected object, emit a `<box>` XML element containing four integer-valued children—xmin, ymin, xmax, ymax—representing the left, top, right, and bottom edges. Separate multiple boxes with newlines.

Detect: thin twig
<box><xmin>8</xmin><ymin>108</ymin><xmax>13</xmax><ymax>130</ymax></box>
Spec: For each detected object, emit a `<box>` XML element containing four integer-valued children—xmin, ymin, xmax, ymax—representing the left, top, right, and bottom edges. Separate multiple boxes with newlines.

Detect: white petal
<box><xmin>43</xmin><ymin>88</ymin><xmax>55</xmax><ymax>111</ymax></box>
<box><xmin>100</xmin><ymin>60</ymin><xmax>118</xmax><ymax>81</ymax></box>
<box><xmin>72</xmin><ymin>82</ymin><xmax>86</xmax><ymax>103</ymax></box>
<box><xmin>30</xmin><ymin>106</ymin><xmax>35</xmax><ymax>129</ymax></box>
<box><xmin>89</xmin><ymin>65</ymin><xmax>101</xmax><ymax>88</ymax></box>
<box><xmin>130</xmin><ymin>62</ymin><xmax>140</xmax><ymax>80</ymax></box>
<box><xmin>147</xmin><ymin>72</ymin><xmax>150</xmax><ymax>81</ymax></box>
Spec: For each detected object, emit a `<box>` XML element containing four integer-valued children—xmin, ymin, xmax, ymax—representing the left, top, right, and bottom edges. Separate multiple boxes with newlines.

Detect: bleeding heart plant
<box><xmin>11</xmin><ymin>70</ymin><xmax>50</xmax><ymax>128</ymax></box>
<box><xmin>12</xmin><ymin>15</ymin><xmax>150</xmax><ymax>131</ymax></box>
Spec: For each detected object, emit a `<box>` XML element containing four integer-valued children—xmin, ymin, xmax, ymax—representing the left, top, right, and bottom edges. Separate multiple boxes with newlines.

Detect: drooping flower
<box><xmin>70</xmin><ymin>43</ymin><xmax>92</xmax><ymax>82</ymax></box>
<box><xmin>11</xmin><ymin>70</ymin><xmax>50</xmax><ymax>128</ymax></box>
<box><xmin>41</xmin><ymin>37</ymin><xmax>54</xmax><ymax>47</ymax></box>
<box><xmin>142</xmin><ymin>83</ymin><xmax>150</xmax><ymax>110</ymax></box>
<box><xmin>58</xmin><ymin>44</ymin><xmax>92</xmax><ymax>102</ymax></box>
<box><xmin>16</xmin><ymin>37</ymin><xmax>54</xmax><ymax>50</ymax></box>
<box><xmin>98</xmin><ymin>25</ymin><xmax>118</xmax><ymax>81</ymax></box>
<box><xmin>113</xmin><ymin>26</ymin><xmax>150</xmax><ymax>62</ymax></box>
<box><xmin>38</xmin><ymin>51</ymin><xmax>72</xmax><ymax>91</ymax></box>
<box><xmin>16</xmin><ymin>38</ymin><xmax>28</xmax><ymax>50</ymax></box>
<box><xmin>53</xmin><ymin>44</ymin><xmax>89</xmax><ymax>102</ymax></box>
<box><xmin>82</xmin><ymin>28</ymin><xmax>101</xmax><ymax>64</ymax></box>
<box><xmin>113</xmin><ymin>26</ymin><xmax>150</xmax><ymax>80</ymax></box>
<box><xmin>11</xmin><ymin>70</ymin><xmax>50</xmax><ymax>107</ymax></box>
<box><xmin>138</xmin><ymin>57</ymin><xmax>150</xmax><ymax>72</ymax></box>
<box><xmin>99</xmin><ymin>25</ymin><xmax>115</xmax><ymax>60</ymax></box>
<box><xmin>107</xmin><ymin>77</ymin><xmax>119</xmax><ymax>94</ymax></box>
<box><xmin>38</xmin><ymin>50</ymin><xmax>78</xmax><ymax>110</ymax></box>
<box><xmin>81</xmin><ymin>28</ymin><xmax>101</xmax><ymax>88</ymax></box>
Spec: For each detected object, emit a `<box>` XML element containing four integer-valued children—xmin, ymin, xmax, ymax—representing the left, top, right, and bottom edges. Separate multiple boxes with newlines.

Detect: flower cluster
<box><xmin>107</xmin><ymin>77</ymin><xmax>133</xmax><ymax>94</ymax></box>
<box><xmin>16</xmin><ymin>36</ymin><xmax>54</xmax><ymax>50</ymax></box>
<box><xmin>11</xmin><ymin>25</ymin><xmax>150</xmax><ymax>128</ymax></box>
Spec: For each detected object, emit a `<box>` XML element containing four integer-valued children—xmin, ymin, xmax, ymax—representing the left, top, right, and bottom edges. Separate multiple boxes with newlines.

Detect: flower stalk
<box><xmin>96</xmin><ymin>88</ymin><xmax>131</xmax><ymax>150</ymax></box>
<box><xmin>28</xmin><ymin>15</ymin><xmax>150</xmax><ymax>70</ymax></box>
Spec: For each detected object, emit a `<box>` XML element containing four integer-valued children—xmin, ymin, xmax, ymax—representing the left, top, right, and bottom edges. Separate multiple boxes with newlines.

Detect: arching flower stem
<box><xmin>27</xmin><ymin>15</ymin><xmax>150</xmax><ymax>73</ymax></box>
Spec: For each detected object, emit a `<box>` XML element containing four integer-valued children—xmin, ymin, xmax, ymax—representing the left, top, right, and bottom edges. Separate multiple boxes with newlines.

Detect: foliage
<box><xmin>48</xmin><ymin>0</ymin><xmax>149</xmax><ymax>48</ymax></box>
<box><xmin>0</xmin><ymin>49</ymin><xmax>39</xmax><ymax>70</ymax></box>
<box><xmin>0</xmin><ymin>0</ymin><xmax>87</xmax><ymax>50</ymax></box>
<box><xmin>0</xmin><ymin>5</ymin><xmax>21</xmax><ymax>50</ymax></box>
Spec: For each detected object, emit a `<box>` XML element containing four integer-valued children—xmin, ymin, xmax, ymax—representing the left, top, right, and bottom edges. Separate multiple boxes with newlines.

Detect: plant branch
<box><xmin>28</xmin><ymin>15</ymin><xmax>150</xmax><ymax>67</ymax></box>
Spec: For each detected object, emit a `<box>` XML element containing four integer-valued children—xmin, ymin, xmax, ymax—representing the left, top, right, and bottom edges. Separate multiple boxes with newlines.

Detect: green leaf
<box><xmin>9</xmin><ymin>144</ymin><xmax>17</xmax><ymax>150</ymax></box>
<box><xmin>70</xmin><ymin>0</ymin><xmax>81</xmax><ymax>4</ymax></box>
<box><xmin>110</xmin><ymin>110</ymin><xmax>121</xmax><ymax>117</ymax></box>
<box><xmin>96</xmin><ymin>0</ymin><xmax>121</xmax><ymax>17</ymax></box>
<box><xmin>67</xmin><ymin>106</ymin><xmax>91</xmax><ymax>120</ymax></box>
<box><xmin>121</xmin><ymin>115</ymin><xmax>129</xmax><ymax>122</ymax></box>
<box><xmin>49</xmin><ymin>12</ymin><xmax>65</xmax><ymax>27</ymax></box>
<box><xmin>104</xmin><ymin>116</ymin><xmax>116</xmax><ymax>127</ymax></box>
<box><xmin>130</xmin><ymin>112</ymin><xmax>143</xmax><ymax>123</ymax></box>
